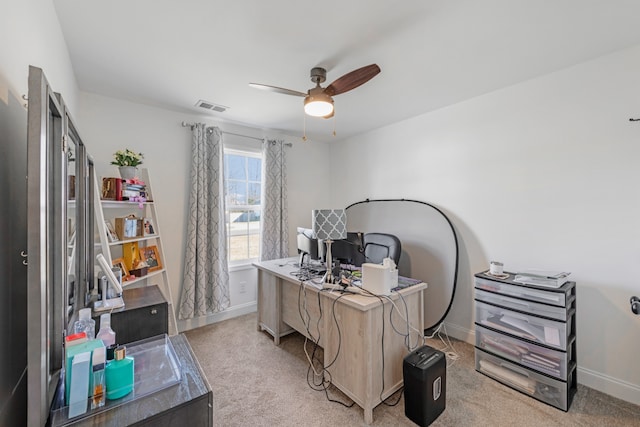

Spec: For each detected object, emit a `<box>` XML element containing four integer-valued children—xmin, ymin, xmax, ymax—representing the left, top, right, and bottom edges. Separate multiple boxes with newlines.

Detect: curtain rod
<box><xmin>181</xmin><ymin>121</ymin><xmax>292</xmax><ymax>146</ymax></box>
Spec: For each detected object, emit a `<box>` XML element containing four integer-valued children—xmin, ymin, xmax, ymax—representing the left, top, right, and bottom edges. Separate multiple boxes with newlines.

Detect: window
<box><xmin>224</xmin><ymin>149</ymin><xmax>262</xmax><ymax>264</ymax></box>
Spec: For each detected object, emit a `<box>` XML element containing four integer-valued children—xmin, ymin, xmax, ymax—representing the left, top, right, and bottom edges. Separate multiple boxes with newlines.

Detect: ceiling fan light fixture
<box><xmin>250</xmin><ymin>63</ymin><xmax>380</xmax><ymax>123</ymax></box>
<box><xmin>304</xmin><ymin>90</ymin><xmax>334</xmax><ymax>117</ymax></box>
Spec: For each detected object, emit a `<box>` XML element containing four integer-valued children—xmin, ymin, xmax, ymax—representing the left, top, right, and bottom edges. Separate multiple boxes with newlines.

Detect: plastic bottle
<box><xmin>73</xmin><ymin>308</ymin><xmax>95</xmax><ymax>339</ymax></box>
<box><xmin>96</xmin><ymin>313</ymin><xmax>116</xmax><ymax>347</ymax></box>
<box><xmin>105</xmin><ymin>346</ymin><xmax>134</xmax><ymax>400</ymax></box>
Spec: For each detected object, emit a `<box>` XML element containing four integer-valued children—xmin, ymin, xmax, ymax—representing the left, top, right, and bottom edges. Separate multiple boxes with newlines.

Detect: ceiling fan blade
<box><xmin>249</xmin><ymin>83</ymin><xmax>306</xmax><ymax>97</ymax></box>
<box><xmin>324</xmin><ymin>64</ymin><xmax>381</xmax><ymax>96</ymax></box>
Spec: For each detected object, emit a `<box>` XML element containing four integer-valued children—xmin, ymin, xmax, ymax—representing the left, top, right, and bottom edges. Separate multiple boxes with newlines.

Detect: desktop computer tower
<box><xmin>403</xmin><ymin>345</ymin><xmax>446</xmax><ymax>426</ymax></box>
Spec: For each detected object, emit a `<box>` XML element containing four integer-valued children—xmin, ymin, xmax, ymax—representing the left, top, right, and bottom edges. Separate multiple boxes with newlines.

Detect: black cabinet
<box><xmin>94</xmin><ymin>285</ymin><xmax>168</xmax><ymax>345</ymax></box>
<box><xmin>0</xmin><ymin>80</ymin><xmax>28</xmax><ymax>427</ymax></box>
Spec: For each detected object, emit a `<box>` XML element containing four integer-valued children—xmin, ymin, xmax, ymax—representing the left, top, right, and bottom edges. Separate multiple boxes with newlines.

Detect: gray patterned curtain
<box><xmin>260</xmin><ymin>139</ymin><xmax>289</xmax><ymax>261</ymax></box>
<box><xmin>178</xmin><ymin>124</ymin><xmax>230</xmax><ymax>319</ymax></box>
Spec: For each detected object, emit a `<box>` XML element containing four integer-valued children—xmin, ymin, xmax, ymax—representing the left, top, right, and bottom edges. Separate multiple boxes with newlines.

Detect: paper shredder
<box><xmin>403</xmin><ymin>345</ymin><xmax>446</xmax><ymax>426</ymax></box>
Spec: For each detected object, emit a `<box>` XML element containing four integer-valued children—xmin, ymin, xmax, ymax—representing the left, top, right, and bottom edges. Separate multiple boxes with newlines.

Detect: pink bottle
<box><xmin>96</xmin><ymin>313</ymin><xmax>116</xmax><ymax>347</ymax></box>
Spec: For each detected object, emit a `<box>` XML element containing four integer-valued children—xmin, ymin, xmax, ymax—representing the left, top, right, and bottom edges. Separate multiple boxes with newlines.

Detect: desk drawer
<box><xmin>475</xmin><ymin>277</ymin><xmax>568</xmax><ymax>307</ymax></box>
<box><xmin>475</xmin><ymin>325</ymin><xmax>571</xmax><ymax>380</ymax></box>
<box><xmin>475</xmin><ymin>301</ymin><xmax>572</xmax><ymax>351</ymax></box>
<box><xmin>475</xmin><ymin>289</ymin><xmax>568</xmax><ymax>321</ymax></box>
<box><xmin>475</xmin><ymin>348</ymin><xmax>575</xmax><ymax>411</ymax></box>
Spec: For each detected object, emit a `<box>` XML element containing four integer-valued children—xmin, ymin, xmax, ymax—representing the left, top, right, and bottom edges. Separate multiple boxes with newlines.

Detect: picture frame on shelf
<box><xmin>143</xmin><ymin>217</ymin><xmax>156</xmax><ymax>236</ymax></box>
<box><xmin>123</xmin><ymin>241</ymin><xmax>141</xmax><ymax>271</ymax></box>
<box><xmin>115</xmin><ymin>215</ymin><xmax>143</xmax><ymax>240</ymax></box>
<box><xmin>111</xmin><ymin>257</ymin><xmax>129</xmax><ymax>281</ymax></box>
<box><xmin>139</xmin><ymin>245</ymin><xmax>162</xmax><ymax>272</ymax></box>
<box><xmin>105</xmin><ymin>220</ymin><xmax>119</xmax><ymax>242</ymax></box>
<box><xmin>101</xmin><ymin>177</ymin><xmax>119</xmax><ymax>200</ymax></box>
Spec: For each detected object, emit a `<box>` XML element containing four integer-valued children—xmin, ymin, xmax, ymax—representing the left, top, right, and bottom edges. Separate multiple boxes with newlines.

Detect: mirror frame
<box><xmin>26</xmin><ymin>66</ymin><xmax>94</xmax><ymax>426</ymax></box>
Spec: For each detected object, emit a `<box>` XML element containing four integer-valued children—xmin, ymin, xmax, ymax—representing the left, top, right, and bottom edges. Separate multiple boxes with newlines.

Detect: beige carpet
<box><xmin>185</xmin><ymin>313</ymin><xmax>639</xmax><ymax>426</ymax></box>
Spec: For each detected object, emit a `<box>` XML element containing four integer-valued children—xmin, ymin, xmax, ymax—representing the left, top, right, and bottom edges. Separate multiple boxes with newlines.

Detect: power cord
<box><xmin>355</xmin><ymin>286</ymin><xmax>403</xmax><ymax>406</ymax></box>
<box><xmin>297</xmin><ymin>282</ymin><xmax>354</xmax><ymax>408</ymax></box>
<box><xmin>424</xmin><ymin>322</ymin><xmax>460</xmax><ymax>368</ymax></box>
<box><xmin>297</xmin><ymin>276</ymin><xmax>453</xmax><ymax>409</ymax></box>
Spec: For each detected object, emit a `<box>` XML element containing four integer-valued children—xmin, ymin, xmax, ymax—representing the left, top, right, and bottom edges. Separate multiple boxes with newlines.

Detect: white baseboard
<box><xmin>177</xmin><ymin>301</ymin><xmax>257</xmax><ymax>332</ymax></box>
<box><xmin>578</xmin><ymin>365</ymin><xmax>640</xmax><ymax>405</ymax></box>
<box><xmin>442</xmin><ymin>322</ymin><xmax>640</xmax><ymax>406</ymax></box>
<box><xmin>442</xmin><ymin>321</ymin><xmax>475</xmax><ymax>344</ymax></box>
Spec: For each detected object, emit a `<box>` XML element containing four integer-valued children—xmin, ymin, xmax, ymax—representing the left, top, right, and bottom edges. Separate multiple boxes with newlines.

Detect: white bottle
<box><xmin>96</xmin><ymin>313</ymin><xmax>116</xmax><ymax>347</ymax></box>
<box><xmin>73</xmin><ymin>308</ymin><xmax>95</xmax><ymax>339</ymax></box>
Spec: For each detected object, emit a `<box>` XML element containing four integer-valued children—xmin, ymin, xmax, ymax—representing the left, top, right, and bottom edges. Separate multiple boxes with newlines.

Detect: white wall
<box><xmin>77</xmin><ymin>92</ymin><xmax>332</xmax><ymax>331</ymax></box>
<box><xmin>8</xmin><ymin>0</ymin><xmax>638</xmax><ymax>405</ymax></box>
<box><xmin>0</xmin><ymin>0</ymin><xmax>79</xmax><ymax>111</ymax></box>
<box><xmin>329</xmin><ymin>44</ymin><xmax>640</xmax><ymax>404</ymax></box>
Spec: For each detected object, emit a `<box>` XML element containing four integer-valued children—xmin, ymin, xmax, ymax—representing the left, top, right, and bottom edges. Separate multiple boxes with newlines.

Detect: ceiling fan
<box><xmin>249</xmin><ymin>64</ymin><xmax>381</xmax><ymax>119</ymax></box>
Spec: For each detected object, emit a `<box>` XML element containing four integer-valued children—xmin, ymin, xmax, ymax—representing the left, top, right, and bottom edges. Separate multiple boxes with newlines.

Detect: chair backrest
<box><xmin>363</xmin><ymin>233</ymin><xmax>402</xmax><ymax>265</ymax></box>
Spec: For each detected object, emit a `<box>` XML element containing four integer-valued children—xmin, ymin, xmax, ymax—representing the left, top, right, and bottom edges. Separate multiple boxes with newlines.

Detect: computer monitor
<box><xmin>297</xmin><ymin>228</ymin><xmax>368</xmax><ymax>267</ymax></box>
<box><xmin>331</xmin><ymin>231</ymin><xmax>366</xmax><ymax>266</ymax></box>
<box><xmin>296</xmin><ymin>227</ymin><xmax>323</xmax><ymax>266</ymax></box>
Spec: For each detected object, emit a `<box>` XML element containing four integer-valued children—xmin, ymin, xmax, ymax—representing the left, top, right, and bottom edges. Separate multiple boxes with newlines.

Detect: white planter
<box><xmin>118</xmin><ymin>166</ymin><xmax>138</xmax><ymax>180</ymax></box>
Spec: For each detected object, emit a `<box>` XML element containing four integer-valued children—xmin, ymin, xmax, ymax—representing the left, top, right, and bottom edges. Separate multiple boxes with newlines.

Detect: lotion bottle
<box><xmin>105</xmin><ymin>346</ymin><xmax>134</xmax><ymax>400</ymax></box>
<box><xmin>96</xmin><ymin>313</ymin><xmax>116</xmax><ymax>347</ymax></box>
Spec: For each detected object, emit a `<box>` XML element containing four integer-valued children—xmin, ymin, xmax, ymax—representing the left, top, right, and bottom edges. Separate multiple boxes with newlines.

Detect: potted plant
<box><xmin>111</xmin><ymin>149</ymin><xmax>144</xmax><ymax>179</ymax></box>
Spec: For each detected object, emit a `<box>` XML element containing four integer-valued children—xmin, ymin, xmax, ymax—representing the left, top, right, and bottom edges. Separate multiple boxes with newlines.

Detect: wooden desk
<box><xmin>254</xmin><ymin>258</ymin><xmax>426</xmax><ymax>424</ymax></box>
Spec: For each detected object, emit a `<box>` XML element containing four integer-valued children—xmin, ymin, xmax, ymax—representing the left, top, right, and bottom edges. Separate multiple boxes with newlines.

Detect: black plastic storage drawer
<box><xmin>475</xmin><ymin>288</ymin><xmax>569</xmax><ymax>321</ymax></box>
<box><xmin>473</xmin><ymin>271</ymin><xmax>576</xmax><ymax>412</ymax></box>
<box><xmin>474</xmin><ymin>273</ymin><xmax>575</xmax><ymax>308</ymax></box>
<box><xmin>476</xmin><ymin>324</ymin><xmax>574</xmax><ymax>380</ymax></box>
<box><xmin>475</xmin><ymin>348</ymin><xmax>577</xmax><ymax>411</ymax></box>
<box><xmin>475</xmin><ymin>300</ymin><xmax>573</xmax><ymax>351</ymax></box>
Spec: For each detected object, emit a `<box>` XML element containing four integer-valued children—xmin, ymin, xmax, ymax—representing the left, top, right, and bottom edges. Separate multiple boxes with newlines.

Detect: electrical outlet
<box><xmin>239</xmin><ymin>281</ymin><xmax>247</xmax><ymax>294</ymax></box>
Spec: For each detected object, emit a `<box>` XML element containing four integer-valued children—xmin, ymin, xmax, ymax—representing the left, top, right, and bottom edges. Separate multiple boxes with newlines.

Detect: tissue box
<box><xmin>362</xmin><ymin>258</ymin><xmax>398</xmax><ymax>295</ymax></box>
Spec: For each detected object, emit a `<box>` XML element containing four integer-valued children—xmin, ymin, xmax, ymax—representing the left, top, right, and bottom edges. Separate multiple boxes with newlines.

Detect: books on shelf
<box><xmin>513</xmin><ymin>270</ymin><xmax>571</xmax><ymax>289</ymax></box>
<box><xmin>101</xmin><ymin>177</ymin><xmax>148</xmax><ymax>201</ymax></box>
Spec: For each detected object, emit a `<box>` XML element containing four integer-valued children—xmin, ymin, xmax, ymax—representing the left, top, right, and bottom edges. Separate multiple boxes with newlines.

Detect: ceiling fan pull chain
<box><xmin>333</xmin><ymin>109</ymin><xmax>337</xmax><ymax>137</ymax></box>
<box><xmin>302</xmin><ymin>111</ymin><xmax>307</xmax><ymax>141</ymax></box>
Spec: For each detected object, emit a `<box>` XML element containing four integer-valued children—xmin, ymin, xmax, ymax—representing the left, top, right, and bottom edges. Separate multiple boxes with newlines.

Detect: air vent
<box><xmin>195</xmin><ymin>99</ymin><xmax>228</xmax><ymax>113</ymax></box>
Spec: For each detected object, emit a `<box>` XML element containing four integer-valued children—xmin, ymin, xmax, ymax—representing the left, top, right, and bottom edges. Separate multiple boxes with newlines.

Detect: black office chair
<box><xmin>362</xmin><ymin>233</ymin><xmax>402</xmax><ymax>265</ymax></box>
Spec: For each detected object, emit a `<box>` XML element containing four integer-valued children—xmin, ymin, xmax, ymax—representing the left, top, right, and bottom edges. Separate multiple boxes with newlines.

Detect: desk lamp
<box><xmin>312</xmin><ymin>209</ymin><xmax>347</xmax><ymax>283</ymax></box>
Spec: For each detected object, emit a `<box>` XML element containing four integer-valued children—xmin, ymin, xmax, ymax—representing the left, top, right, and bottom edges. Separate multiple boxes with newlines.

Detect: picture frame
<box><xmin>101</xmin><ymin>177</ymin><xmax>119</xmax><ymax>200</ymax></box>
<box><xmin>143</xmin><ymin>217</ymin><xmax>156</xmax><ymax>236</ymax></box>
<box><xmin>139</xmin><ymin>245</ymin><xmax>162</xmax><ymax>272</ymax></box>
<box><xmin>122</xmin><ymin>241</ymin><xmax>140</xmax><ymax>271</ymax></box>
<box><xmin>115</xmin><ymin>215</ymin><xmax>143</xmax><ymax>239</ymax></box>
<box><xmin>105</xmin><ymin>220</ymin><xmax>119</xmax><ymax>242</ymax></box>
<box><xmin>111</xmin><ymin>257</ymin><xmax>129</xmax><ymax>280</ymax></box>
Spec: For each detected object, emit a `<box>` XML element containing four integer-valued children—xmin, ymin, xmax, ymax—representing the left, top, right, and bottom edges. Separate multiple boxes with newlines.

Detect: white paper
<box><xmin>544</xmin><ymin>326</ymin><xmax>561</xmax><ymax>347</ymax></box>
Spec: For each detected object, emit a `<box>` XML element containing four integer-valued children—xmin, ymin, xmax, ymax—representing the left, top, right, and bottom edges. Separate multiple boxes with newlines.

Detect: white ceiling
<box><xmin>53</xmin><ymin>0</ymin><xmax>640</xmax><ymax>142</ymax></box>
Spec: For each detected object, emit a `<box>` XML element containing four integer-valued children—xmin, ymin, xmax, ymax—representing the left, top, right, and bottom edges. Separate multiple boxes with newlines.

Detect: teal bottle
<box><xmin>105</xmin><ymin>346</ymin><xmax>134</xmax><ymax>399</ymax></box>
